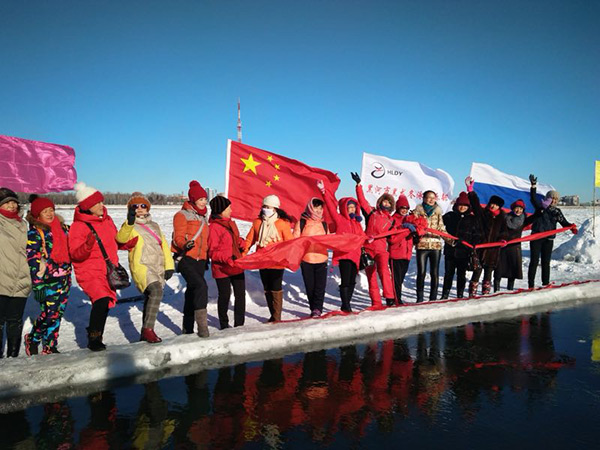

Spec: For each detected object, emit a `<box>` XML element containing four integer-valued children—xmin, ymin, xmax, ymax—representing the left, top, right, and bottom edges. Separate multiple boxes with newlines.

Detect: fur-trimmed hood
<box><xmin>376</xmin><ymin>193</ymin><xmax>396</xmax><ymax>211</ymax></box>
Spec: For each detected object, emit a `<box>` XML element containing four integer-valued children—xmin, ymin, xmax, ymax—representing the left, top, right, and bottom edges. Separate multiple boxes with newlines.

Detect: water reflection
<box><xmin>1</xmin><ymin>311</ymin><xmax>593</xmax><ymax>449</ymax></box>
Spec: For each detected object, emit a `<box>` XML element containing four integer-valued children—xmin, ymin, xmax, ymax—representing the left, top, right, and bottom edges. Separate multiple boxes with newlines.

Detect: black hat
<box><xmin>488</xmin><ymin>195</ymin><xmax>505</xmax><ymax>208</ymax></box>
<box><xmin>210</xmin><ymin>195</ymin><xmax>231</xmax><ymax>216</ymax></box>
<box><xmin>0</xmin><ymin>187</ymin><xmax>19</xmax><ymax>207</ymax></box>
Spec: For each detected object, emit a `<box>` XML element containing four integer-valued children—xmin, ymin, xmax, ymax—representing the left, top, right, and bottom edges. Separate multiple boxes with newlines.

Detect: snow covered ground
<box><xmin>0</xmin><ymin>206</ymin><xmax>598</xmax><ymax>407</ymax></box>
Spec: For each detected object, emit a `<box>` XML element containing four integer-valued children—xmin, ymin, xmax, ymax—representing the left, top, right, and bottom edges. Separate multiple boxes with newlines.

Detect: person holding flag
<box><xmin>244</xmin><ymin>194</ymin><xmax>294</xmax><ymax>322</ymax></box>
<box><xmin>528</xmin><ymin>174</ymin><xmax>577</xmax><ymax>288</ymax></box>
<box><xmin>318</xmin><ymin>180</ymin><xmax>365</xmax><ymax>313</ymax></box>
<box><xmin>352</xmin><ymin>172</ymin><xmax>396</xmax><ymax>308</ymax></box>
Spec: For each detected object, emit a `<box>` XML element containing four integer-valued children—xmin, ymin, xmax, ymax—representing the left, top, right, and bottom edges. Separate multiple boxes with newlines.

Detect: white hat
<box><xmin>74</xmin><ymin>182</ymin><xmax>104</xmax><ymax>210</ymax></box>
<box><xmin>262</xmin><ymin>194</ymin><xmax>280</xmax><ymax>209</ymax></box>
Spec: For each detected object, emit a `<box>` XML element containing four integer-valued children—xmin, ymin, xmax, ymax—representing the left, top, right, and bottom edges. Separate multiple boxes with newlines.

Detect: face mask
<box><xmin>380</xmin><ymin>205</ymin><xmax>392</xmax><ymax>212</ymax></box>
<box><xmin>262</xmin><ymin>208</ymin><xmax>275</xmax><ymax>218</ymax></box>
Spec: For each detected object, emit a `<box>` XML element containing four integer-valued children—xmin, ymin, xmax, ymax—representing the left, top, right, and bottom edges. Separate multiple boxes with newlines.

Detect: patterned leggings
<box><xmin>29</xmin><ymin>281</ymin><xmax>70</xmax><ymax>351</ymax></box>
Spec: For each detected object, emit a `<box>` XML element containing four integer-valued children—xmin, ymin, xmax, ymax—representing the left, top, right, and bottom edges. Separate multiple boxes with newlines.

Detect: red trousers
<box><xmin>365</xmin><ymin>251</ymin><xmax>394</xmax><ymax>306</ymax></box>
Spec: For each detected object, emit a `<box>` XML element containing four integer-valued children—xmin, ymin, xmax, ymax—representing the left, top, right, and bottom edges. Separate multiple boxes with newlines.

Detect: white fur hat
<box><xmin>74</xmin><ymin>182</ymin><xmax>104</xmax><ymax>210</ymax></box>
<box><xmin>262</xmin><ymin>194</ymin><xmax>280</xmax><ymax>209</ymax></box>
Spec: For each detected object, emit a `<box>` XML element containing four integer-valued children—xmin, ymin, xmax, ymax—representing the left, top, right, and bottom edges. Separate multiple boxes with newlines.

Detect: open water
<box><xmin>2</xmin><ymin>300</ymin><xmax>600</xmax><ymax>449</ymax></box>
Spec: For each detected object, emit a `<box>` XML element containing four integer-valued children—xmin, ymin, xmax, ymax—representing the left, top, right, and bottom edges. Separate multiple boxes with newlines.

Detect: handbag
<box><xmin>85</xmin><ymin>223</ymin><xmax>131</xmax><ymax>290</ymax></box>
<box><xmin>359</xmin><ymin>247</ymin><xmax>375</xmax><ymax>271</ymax></box>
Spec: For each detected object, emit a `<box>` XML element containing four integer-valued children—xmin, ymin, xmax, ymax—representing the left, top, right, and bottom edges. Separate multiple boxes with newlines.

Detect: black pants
<box><xmin>259</xmin><ymin>269</ymin><xmax>284</xmax><ymax>291</ymax></box>
<box><xmin>0</xmin><ymin>295</ymin><xmax>27</xmax><ymax>357</ymax></box>
<box><xmin>300</xmin><ymin>261</ymin><xmax>328</xmax><ymax>312</ymax></box>
<box><xmin>416</xmin><ymin>250</ymin><xmax>441</xmax><ymax>301</ymax></box>
<box><xmin>390</xmin><ymin>259</ymin><xmax>410</xmax><ymax>302</ymax></box>
<box><xmin>528</xmin><ymin>238</ymin><xmax>554</xmax><ymax>287</ymax></box>
<box><xmin>442</xmin><ymin>255</ymin><xmax>469</xmax><ymax>298</ymax></box>
<box><xmin>89</xmin><ymin>297</ymin><xmax>110</xmax><ymax>334</ymax></box>
<box><xmin>179</xmin><ymin>257</ymin><xmax>208</xmax><ymax>313</ymax></box>
<box><xmin>215</xmin><ymin>273</ymin><xmax>246</xmax><ymax>329</ymax></box>
<box><xmin>339</xmin><ymin>259</ymin><xmax>358</xmax><ymax>289</ymax></box>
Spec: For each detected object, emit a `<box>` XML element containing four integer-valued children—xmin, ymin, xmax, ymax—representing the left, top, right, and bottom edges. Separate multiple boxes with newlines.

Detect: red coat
<box><xmin>322</xmin><ymin>188</ymin><xmax>365</xmax><ymax>268</ymax></box>
<box><xmin>388</xmin><ymin>213</ymin><xmax>427</xmax><ymax>260</ymax></box>
<box><xmin>69</xmin><ymin>206</ymin><xmax>119</xmax><ymax>305</ymax></box>
<box><xmin>208</xmin><ymin>217</ymin><xmax>244</xmax><ymax>279</ymax></box>
<box><xmin>356</xmin><ymin>185</ymin><xmax>395</xmax><ymax>256</ymax></box>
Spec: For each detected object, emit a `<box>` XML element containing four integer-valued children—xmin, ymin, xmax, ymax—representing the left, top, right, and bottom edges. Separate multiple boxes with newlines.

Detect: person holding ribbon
<box><xmin>528</xmin><ymin>174</ymin><xmax>577</xmax><ymax>288</ymax></box>
<box><xmin>117</xmin><ymin>192</ymin><xmax>174</xmax><ymax>343</ymax></box>
<box><xmin>24</xmin><ymin>195</ymin><xmax>72</xmax><ymax>355</ymax></box>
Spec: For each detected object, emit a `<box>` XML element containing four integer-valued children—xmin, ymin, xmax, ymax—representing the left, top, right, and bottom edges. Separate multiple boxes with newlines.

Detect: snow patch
<box><xmin>554</xmin><ymin>217</ymin><xmax>600</xmax><ymax>264</ymax></box>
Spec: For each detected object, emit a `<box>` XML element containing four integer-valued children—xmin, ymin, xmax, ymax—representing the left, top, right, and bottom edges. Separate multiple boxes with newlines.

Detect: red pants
<box><xmin>365</xmin><ymin>251</ymin><xmax>394</xmax><ymax>306</ymax></box>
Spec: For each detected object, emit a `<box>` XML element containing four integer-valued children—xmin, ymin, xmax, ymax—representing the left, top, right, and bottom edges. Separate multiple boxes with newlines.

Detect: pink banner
<box><xmin>0</xmin><ymin>135</ymin><xmax>77</xmax><ymax>193</ymax></box>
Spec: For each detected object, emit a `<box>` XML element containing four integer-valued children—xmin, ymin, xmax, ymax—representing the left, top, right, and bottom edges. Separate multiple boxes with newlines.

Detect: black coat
<box><xmin>468</xmin><ymin>191</ymin><xmax>508</xmax><ymax>268</ymax></box>
<box><xmin>530</xmin><ymin>187</ymin><xmax>572</xmax><ymax>239</ymax></box>
<box><xmin>442</xmin><ymin>204</ymin><xmax>471</xmax><ymax>258</ymax></box>
<box><xmin>496</xmin><ymin>210</ymin><xmax>540</xmax><ymax>279</ymax></box>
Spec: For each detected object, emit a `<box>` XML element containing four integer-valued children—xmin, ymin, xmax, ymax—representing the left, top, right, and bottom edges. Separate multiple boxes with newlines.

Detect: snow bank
<box><xmin>554</xmin><ymin>217</ymin><xmax>600</xmax><ymax>264</ymax></box>
<box><xmin>1</xmin><ymin>281</ymin><xmax>599</xmax><ymax>411</ymax></box>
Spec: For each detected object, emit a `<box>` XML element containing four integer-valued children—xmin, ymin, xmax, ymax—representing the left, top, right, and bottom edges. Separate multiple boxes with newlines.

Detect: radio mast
<box><xmin>237</xmin><ymin>98</ymin><xmax>242</xmax><ymax>143</ymax></box>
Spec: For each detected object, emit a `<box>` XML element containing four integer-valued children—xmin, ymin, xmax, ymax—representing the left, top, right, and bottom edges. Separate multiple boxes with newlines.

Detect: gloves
<box><xmin>541</xmin><ymin>197</ymin><xmax>552</xmax><ymax>209</ymax></box>
<box><xmin>500</xmin><ymin>239</ymin><xmax>508</xmax><ymax>248</ymax></box>
<box><xmin>572</xmin><ymin>225</ymin><xmax>578</xmax><ymax>235</ymax></box>
<box><xmin>529</xmin><ymin>174</ymin><xmax>537</xmax><ymax>186</ymax></box>
<box><xmin>184</xmin><ymin>240</ymin><xmax>195</xmax><ymax>250</ymax></box>
<box><xmin>127</xmin><ymin>205</ymin><xmax>137</xmax><ymax>225</ymax></box>
<box><xmin>164</xmin><ymin>269</ymin><xmax>174</xmax><ymax>281</ymax></box>
<box><xmin>85</xmin><ymin>232</ymin><xmax>96</xmax><ymax>250</ymax></box>
<box><xmin>351</xmin><ymin>172</ymin><xmax>361</xmax><ymax>185</ymax></box>
<box><xmin>316</xmin><ymin>179</ymin><xmax>325</xmax><ymax>194</ymax></box>
<box><xmin>465</xmin><ymin>176</ymin><xmax>474</xmax><ymax>193</ymax></box>
<box><xmin>402</xmin><ymin>222</ymin><xmax>416</xmax><ymax>233</ymax></box>
<box><xmin>33</xmin><ymin>288</ymin><xmax>46</xmax><ymax>302</ymax></box>
<box><xmin>366</xmin><ymin>235</ymin><xmax>374</xmax><ymax>244</ymax></box>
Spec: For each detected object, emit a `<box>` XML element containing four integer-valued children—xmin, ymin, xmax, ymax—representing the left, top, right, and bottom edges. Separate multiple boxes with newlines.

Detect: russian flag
<box><xmin>469</xmin><ymin>163</ymin><xmax>555</xmax><ymax>214</ymax></box>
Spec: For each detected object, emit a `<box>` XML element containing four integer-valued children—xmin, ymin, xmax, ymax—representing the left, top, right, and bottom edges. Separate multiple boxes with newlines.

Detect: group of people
<box><xmin>0</xmin><ymin>172</ymin><xmax>576</xmax><ymax>356</ymax></box>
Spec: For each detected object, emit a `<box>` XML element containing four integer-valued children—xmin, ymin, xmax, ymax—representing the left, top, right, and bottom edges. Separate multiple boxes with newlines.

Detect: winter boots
<box><xmin>6</xmin><ymin>328</ymin><xmax>21</xmax><ymax>358</ymax></box>
<box><xmin>440</xmin><ymin>289</ymin><xmax>450</xmax><ymax>300</ymax></box>
<box><xmin>507</xmin><ymin>278</ymin><xmax>515</xmax><ymax>291</ymax></box>
<box><xmin>195</xmin><ymin>309</ymin><xmax>210</xmax><ymax>338</ymax></box>
<box><xmin>87</xmin><ymin>328</ymin><xmax>106</xmax><ymax>352</ymax></box>
<box><xmin>140</xmin><ymin>327</ymin><xmax>162</xmax><ymax>344</ymax></box>
<box><xmin>456</xmin><ymin>279</ymin><xmax>466</xmax><ymax>299</ymax></box>
<box><xmin>24</xmin><ymin>333</ymin><xmax>39</xmax><ymax>356</ymax></box>
<box><xmin>416</xmin><ymin>290</ymin><xmax>425</xmax><ymax>303</ymax></box>
<box><xmin>385</xmin><ymin>298</ymin><xmax>396</xmax><ymax>307</ymax></box>
<box><xmin>468</xmin><ymin>281</ymin><xmax>479</xmax><ymax>298</ymax></box>
<box><xmin>272</xmin><ymin>291</ymin><xmax>283</xmax><ymax>322</ymax></box>
<box><xmin>339</xmin><ymin>285</ymin><xmax>354</xmax><ymax>313</ymax></box>
<box><xmin>493</xmin><ymin>278</ymin><xmax>501</xmax><ymax>293</ymax></box>
<box><xmin>482</xmin><ymin>280</ymin><xmax>492</xmax><ymax>295</ymax></box>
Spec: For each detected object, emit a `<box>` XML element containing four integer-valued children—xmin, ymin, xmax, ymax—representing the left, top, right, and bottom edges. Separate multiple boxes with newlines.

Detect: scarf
<box><xmin>489</xmin><ymin>208</ymin><xmax>500</xmax><ymax>217</ymax></box>
<box><xmin>301</xmin><ymin>198</ymin><xmax>324</xmax><ymax>222</ymax></box>
<box><xmin>47</xmin><ymin>217</ymin><xmax>70</xmax><ymax>264</ymax></box>
<box><xmin>506</xmin><ymin>212</ymin><xmax>525</xmax><ymax>230</ymax></box>
<box><xmin>191</xmin><ymin>203</ymin><xmax>207</xmax><ymax>217</ymax></box>
<box><xmin>423</xmin><ymin>203</ymin><xmax>436</xmax><ymax>217</ymax></box>
<box><xmin>257</xmin><ymin>211</ymin><xmax>281</xmax><ymax>248</ymax></box>
<box><xmin>0</xmin><ymin>209</ymin><xmax>21</xmax><ymax>221</ymax></box>
<box><xmin>213</xmin><ymin>218</ymin><xmax>242</xmax><ymax>259</ymax></box>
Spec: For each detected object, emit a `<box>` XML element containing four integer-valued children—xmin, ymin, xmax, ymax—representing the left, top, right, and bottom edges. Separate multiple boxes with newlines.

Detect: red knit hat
<box><xmin>455</xmin><ymin>192</ymin><xmax>470</xmax><ymax>206</ymax></box>
<box><xmin>511</xmin><ymin>199</ymin><xmax>526</xmax><ymax>210</ymax></box>
<box><xmin>396</xmin><ymin>194</ymin><xmax>410</xmax><ymax>209</ymax></box>
<box><xmin>30</xmin><ymin>195</ymin><xmax>55</xmax><ymax>218</ymax></box>
<box><xmin>188</xmin><ymin>180</ymin><xmax>207</xmax><ymax>203</ymax></box>
<box><xmin>74</xmin><ymin>182</ymin><xmax>105</xmax><ymax>211</ymax></box>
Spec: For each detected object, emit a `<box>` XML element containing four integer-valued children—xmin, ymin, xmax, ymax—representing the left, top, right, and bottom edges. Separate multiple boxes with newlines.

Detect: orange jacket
<box><xmin>292</xmin><ymin>218</ymin><xmax>328</xmax><ymax>264</ymax></box>
<box><xmin>171</xmin><ymin>202</ymin><xmax>209</xmax><ymax>260</ymax></box>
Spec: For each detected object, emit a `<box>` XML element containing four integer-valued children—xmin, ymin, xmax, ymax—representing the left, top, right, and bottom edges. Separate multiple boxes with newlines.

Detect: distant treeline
<box><xmin>15</xmin><ymin>192</ymin><xmax>186</xmax><ymax>205</ymax></box>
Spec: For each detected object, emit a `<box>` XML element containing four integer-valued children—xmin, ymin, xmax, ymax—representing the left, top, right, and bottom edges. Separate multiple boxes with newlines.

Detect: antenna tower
<box><xmin>237</xmin><ymin>98</ymin><xmax>242</xmax><ymax>142</ymax></box>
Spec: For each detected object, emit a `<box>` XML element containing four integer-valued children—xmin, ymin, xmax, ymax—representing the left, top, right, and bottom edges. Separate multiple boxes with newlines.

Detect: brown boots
<box><xmin>195</xmin><ymin>309</ymin><xmax>209</xmax><ymax>338</ymax></box>
<box><xmin>265</xmin><ymin>290</ymin><xmax>283</xmax><ymax>322</ymax></box>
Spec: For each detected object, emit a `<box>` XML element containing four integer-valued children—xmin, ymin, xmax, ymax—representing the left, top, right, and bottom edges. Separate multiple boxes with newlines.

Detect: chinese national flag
<box><xmin>225</xmin><ymin>140</ymin><xmax>341</xmax><ymax>222</ymax></box>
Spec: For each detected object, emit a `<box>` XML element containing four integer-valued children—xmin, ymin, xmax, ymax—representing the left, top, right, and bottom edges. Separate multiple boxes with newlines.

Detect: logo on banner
<box><xmin>371</xmin><ymin>161</ymin><xmax>403</xmax><ymax>179</ymax></box>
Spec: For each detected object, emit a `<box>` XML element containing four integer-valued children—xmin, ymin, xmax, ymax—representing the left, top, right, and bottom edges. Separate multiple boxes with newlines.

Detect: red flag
<box><xmin>0</xmin><ymin>135</ymin><xmax>77</xmax><ymax>193</ymax></box>
<box><xmin>234</xmin><ymin>234</ymin><xmax>366</xmax><ymax>271</ymax></box>
<box><xmin>225</xmin><ymin>140</ymin><xmax>340</xmax><ymax>222</ymax></box>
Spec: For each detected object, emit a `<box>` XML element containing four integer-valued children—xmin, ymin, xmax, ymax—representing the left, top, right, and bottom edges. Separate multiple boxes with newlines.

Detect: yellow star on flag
<box><xmin>241</xmin><ymin>154</ymin><xmax>261</xmax><ymax>174</ymax></box>
<box><xmin>274</xmin><ymin>164</ymin><xmax>281</xmax><ymax>170</ymax></box>
<box><xmin>266</xmin><ymin>180</ymin><xmax>272</xmax><ymax>187</ymax></box>
<box><xmin>267</xmin><ymin>155</ymin><xmax>273</xmax><ymax>162</ymax></box>
<box><xmin>273</xmin><ymin>175</ymin><xmax>280</xmax><ymax>181</ymax></box>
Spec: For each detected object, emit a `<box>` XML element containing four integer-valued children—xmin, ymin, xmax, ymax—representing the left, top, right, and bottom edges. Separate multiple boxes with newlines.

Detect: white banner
<box><xmin>360</xmin><ymin>152</ymin><xmax>455</xmax><ymax>212</ymax></box>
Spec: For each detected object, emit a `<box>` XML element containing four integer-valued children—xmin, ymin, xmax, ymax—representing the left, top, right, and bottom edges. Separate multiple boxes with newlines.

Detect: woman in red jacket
<box><xmin>318</xmin><ymin>180</ymin><xmax>365</xmax><ymax>313</ymax></box>
<box><xmin>352</xmin><ymin>172</ymin><xmax>396</xmax><ymax>308</ymax></box>
<box><xmin>68</xmin><ymin>182</ymin><xmax>119</xmax><ymax>351</ymax></box>
<box><xmin>208</xmin><ymin>195</ymin><xmax>246</xmax><ymax>330</ymax></box>
<box><xmin>388</xmin><ymin>195</ymin><xmax>427</xmax><ymax>305</ymax></box>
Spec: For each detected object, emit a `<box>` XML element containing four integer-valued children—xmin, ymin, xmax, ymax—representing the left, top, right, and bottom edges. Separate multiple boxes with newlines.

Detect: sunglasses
<box><xmin>398</xmin><ymin>206</ymin><xmax>409</xmax><ymax>210</ymax></box>
<box><xmin>132</xmin><ymin>203</ymin><xmax>148</xmax><ymax>209</ymax></box>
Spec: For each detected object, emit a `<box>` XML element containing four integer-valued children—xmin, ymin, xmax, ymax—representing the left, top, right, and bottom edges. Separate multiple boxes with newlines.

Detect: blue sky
<box><xmin>1</xmin><ymin>0</ymin><xmax>598</xmax><ymax>200</ymax></box>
